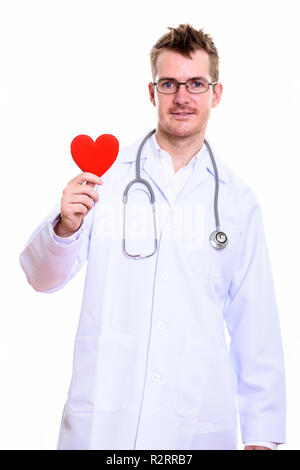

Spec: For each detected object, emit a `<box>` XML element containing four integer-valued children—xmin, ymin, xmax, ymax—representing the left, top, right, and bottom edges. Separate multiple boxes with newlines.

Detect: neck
<box><xmin>155</xmin><ymin>124</ymin><xmax>206</xmax><ymax>172</ymax></box>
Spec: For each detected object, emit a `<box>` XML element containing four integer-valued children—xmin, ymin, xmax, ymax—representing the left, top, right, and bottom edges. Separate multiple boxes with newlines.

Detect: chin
<box><xmin>163</xmin><ymin>122</ymin><xmax>200</xmax><ymax>138</ymax></box>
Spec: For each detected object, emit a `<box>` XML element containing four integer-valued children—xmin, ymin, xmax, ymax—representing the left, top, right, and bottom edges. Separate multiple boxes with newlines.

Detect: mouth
<box><xmin>171</xmin><ymin>112</ymin><xmax>194</xmax><ymax>118</ymax></box>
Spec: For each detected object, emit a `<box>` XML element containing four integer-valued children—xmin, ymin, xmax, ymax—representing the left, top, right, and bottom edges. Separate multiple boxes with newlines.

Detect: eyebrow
<box><xmin>157</xmin><ymin>76</ymin><xmax>208</xmax><ymax>81</ymax></box>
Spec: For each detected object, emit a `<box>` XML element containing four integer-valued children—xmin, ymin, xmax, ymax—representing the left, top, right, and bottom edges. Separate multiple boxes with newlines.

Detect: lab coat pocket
<box><xmin>68</xmin><ymin>333</ymin><xmax>134</xmax><ymax>413</ymax></box>
<box><xmin>185</xmin><ymin>229</ymin><xmax>239</xmax><ymax>294</ymax></box>
<box><xmin>173</xmin><ymin>339</ymin><xmax>237</xmax><ymax>426</ymax></box>
<box><xmin>185</xmin><ymin>244</ymin><xmax>230</xmax><ymax>301</ymax></box>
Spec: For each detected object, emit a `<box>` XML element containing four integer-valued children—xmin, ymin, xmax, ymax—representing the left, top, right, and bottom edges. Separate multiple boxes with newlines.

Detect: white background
<box><xmin>0</xmin><ymin>0</ymin><xmax>299</xmax><ymax>450</ymax></box>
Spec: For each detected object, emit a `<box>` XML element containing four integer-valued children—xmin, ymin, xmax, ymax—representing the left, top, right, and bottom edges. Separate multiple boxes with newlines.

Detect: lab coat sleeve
<box><xmin>19</xmin><ymin>200</ymin><xmax>94</xmax><ymax>293</ymax></box>
<box><xmin>223</xmin><ymin>189</ymin><xmax>286</xmax><ymax>444</ymax></box>
<box><xmin>51</xmin><ymin>213</ymin><xmax>84</xmax><ymax>246</ymax></box>
<box><xmin>244</xmin><ymin>440</ymin><xmax>278</xmax><ymax>450</ymax></box>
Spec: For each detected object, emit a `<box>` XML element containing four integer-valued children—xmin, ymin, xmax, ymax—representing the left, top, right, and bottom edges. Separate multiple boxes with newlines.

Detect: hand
<box><xmin>54</xmin><ymin>172</ymin><xmax>103</xmax><ymax>237</ymax></box>
<box><xmin>244</xmin><ymin>445</ymin><xmax>271</xmax><ymax>450</ymax></box>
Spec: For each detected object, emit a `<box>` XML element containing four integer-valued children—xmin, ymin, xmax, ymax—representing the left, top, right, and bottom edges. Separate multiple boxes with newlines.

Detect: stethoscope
<box><xmin>122</xmin><ymin>128</ymin><xmax>228</xmax><ymax>259</ymax></box>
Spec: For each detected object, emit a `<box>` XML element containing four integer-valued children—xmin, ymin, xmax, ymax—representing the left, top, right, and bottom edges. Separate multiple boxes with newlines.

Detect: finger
<box><xmin>79</xmin><ymin>172</ymin><xmax>103</xmax><ymax>185</ymax></box>
<box><xmin>69</xmin><ymin>172</ymin><xmax>103</xmax><ymax>186</ymax></box>
<box><xmin>67</xmin><ymin>203</ymin><xmax>89</xmax><ymax>216</ymax></box>
<box><xmin>68</xmin><ymin>194</ymin><xmax>95</xmax><ymax>210</ymax></box>
<box><xmin>72</xmin><ymin>184</ymin><xmax>99</xmax><ymax>201</ymax></box>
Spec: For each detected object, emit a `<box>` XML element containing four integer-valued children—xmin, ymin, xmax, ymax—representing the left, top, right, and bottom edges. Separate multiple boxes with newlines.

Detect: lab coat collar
<box><xmin>118</xmin><ymin>131</ymin><xmax>227</xmax><ymax>203</ymax></box>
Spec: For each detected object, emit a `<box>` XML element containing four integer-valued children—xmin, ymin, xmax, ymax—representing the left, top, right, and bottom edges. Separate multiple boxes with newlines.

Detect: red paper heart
<box><xmin>70</xmin><ymin>134</ymin><xmax>119</xmax><ymax>177</ymax></box>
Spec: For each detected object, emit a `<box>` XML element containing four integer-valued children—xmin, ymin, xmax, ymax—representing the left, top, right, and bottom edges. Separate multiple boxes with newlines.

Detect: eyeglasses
<box><xmin>152</xmin><ymin>77</ymin><xmax>218</xmax><ymax>94</ymax></box>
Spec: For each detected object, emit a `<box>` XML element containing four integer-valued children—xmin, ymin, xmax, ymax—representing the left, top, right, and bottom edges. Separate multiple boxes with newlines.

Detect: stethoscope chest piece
<box><xmin>210</xmin><ymin>231</ymin><xmax>228</xmax><ymax>250</ymax></box>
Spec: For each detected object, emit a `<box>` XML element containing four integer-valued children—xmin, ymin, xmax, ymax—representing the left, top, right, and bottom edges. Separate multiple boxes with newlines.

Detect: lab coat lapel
<box><xmin>174</xmin><ymin>146</ymin><xmax>209</xmax><ymax>204</ymax></box>
<box><xmin>141</xmin><ymin>137</ymin><xmax>209</xmax><ymax>206</ymax></box>
<box><xmin>175</xmin><ymin>143</ymin><xmax>227</xmax><ymax>204</ymax></box>
<box><xmin>117</xmin><ymin>133</ymin><xmax>172</xmax><ymax>204</ymax></box>
<box><xmin>142</xmin><ymin>145</ymin><xmax>171</xmax><ymax>204</ymax></box>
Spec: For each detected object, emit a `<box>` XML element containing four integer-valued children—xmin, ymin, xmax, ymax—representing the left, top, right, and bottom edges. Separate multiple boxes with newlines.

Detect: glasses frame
<box><xmin>152</xmin><ymin>77</ymin><xmax>218</xmax><ymax>94</ymax></box>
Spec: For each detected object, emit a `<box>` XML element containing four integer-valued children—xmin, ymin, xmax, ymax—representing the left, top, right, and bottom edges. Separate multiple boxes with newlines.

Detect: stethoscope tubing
<box><xmin>122</xmin><ymin>128</ymin><xmax>228</xmax><ymax>258</ymax></box>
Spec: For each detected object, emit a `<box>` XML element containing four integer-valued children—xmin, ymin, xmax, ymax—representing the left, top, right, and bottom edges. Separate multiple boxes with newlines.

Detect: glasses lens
<box><xmin>157</xmin><ymin>79</ymin><xmax>178</xmax><ymax>93</ymax></box>
<box><xmin>186</xmin><ymin>78</ymin><xmax>209</xmax><ymax>93</ymax></box>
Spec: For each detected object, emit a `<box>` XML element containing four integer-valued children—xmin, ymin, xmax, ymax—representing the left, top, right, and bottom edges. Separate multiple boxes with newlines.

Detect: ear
<box><xmin>148</xmin><ymin>82</ymin><xmax>156</xmax><ymax>107</ymax></box>
<box><xmin>211</xmin><ymin>82</ymin><xmax>223</xmax><ymax>109</ymax></box>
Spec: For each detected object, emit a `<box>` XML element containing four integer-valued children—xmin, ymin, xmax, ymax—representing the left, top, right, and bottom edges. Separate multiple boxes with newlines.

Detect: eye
<box><xmin>191</xmin><ymin>80</ymin><xmax>205</xmax><ymax>88</ymax></box>
<box><xmin>160</xmin><ymin>80</ymin><xmax>176</xmax><ymax>89</ymax></box>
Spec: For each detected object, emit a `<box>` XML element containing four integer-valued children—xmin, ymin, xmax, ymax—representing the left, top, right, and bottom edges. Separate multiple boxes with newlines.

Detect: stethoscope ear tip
<box><xmin>210</xmin><ymin>231</ymin><xmax>228</xmax><ymax>250</ymax></box>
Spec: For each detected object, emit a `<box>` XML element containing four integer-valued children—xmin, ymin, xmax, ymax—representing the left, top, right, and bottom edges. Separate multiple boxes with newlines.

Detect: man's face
<box><xmin>148</xmin><ymin>48</ymin><xmax>222</xmax><ymax>139</ymax></box>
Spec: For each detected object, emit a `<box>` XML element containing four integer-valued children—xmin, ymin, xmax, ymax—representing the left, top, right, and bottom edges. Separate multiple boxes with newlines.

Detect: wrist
<box><xmin>54</xmin><ymin>216</ymin><xmax>82</xmax><ymax>238</ymax></box>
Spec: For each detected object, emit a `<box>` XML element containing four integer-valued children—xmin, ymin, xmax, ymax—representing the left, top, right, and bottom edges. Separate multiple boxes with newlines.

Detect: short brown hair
<box><xmin>150</xmin><ymin>24</ymin><xmax>219</xmax><ymax>83</ymax></box>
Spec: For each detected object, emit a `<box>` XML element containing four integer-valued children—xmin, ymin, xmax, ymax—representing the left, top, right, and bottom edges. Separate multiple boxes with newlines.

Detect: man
<box><xmin>19</xmin><ymin>24</ymin><xmax>286</xmax><ymax>450</ymax></box>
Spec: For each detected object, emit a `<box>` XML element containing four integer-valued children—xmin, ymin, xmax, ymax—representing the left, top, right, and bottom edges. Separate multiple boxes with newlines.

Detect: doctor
<box><xmin>19</xmin><ymin>24</ymin><xmax>286</xmax><ymax>450</ymax></box>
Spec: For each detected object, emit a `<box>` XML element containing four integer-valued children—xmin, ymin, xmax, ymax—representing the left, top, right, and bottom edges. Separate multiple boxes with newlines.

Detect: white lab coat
<box><xmin>19</xmin><ymin>132</ymin><xmax>286</xmax><ymax>450</ymax></box>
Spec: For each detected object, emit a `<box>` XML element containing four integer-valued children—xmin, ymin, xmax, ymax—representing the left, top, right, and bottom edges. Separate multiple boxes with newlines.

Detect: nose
<box><xmin>173</xmin><ymin>83</ymin><xmax>190</xmax><ymax>105</ymax></box>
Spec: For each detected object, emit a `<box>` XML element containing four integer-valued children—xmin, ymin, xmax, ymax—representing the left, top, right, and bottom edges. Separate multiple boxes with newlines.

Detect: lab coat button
<box><xmin>151</xmin><ymin>373</ymin><xmax>161</xmax><ymax>382</ymax></box>
<box><xmin>161</xmin><ymin>271</ymin><xmax>168</xmax><ymax>281</ymax></box>
<box><xmin>157</xmin><ymin>321</ymin><xmax>166</xmax><ymax>330</ymax></box>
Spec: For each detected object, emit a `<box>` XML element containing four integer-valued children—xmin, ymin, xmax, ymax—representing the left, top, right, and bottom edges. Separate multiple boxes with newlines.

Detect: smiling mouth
<box><xmin>171</xmin><ymin>112</ymin><xmax>193</xmax><ymax>117</ymax></box>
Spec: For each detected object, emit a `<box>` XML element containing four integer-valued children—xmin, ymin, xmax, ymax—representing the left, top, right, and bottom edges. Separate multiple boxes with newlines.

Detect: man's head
<box><xmin>148</xmin><ymin>24</ymin><xmax>222</xmax><ymax>141</ymax></box>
